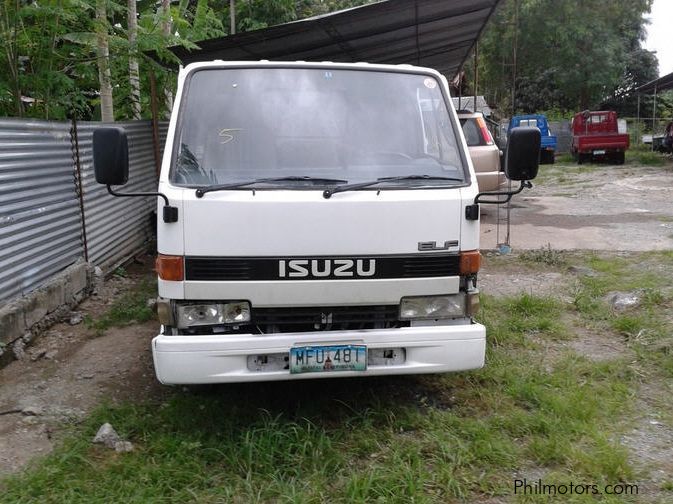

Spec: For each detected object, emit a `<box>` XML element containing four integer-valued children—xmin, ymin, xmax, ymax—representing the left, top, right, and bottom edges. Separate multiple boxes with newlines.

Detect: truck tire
<box><xmin>614</xmin><ymin>151</ymin><xmax>625</xmax><ymax>165</ymax></box>
<box><xmin>577</xmin><ymin>153</ymin><xmax>585</xmax><ymax>165</ymax></box>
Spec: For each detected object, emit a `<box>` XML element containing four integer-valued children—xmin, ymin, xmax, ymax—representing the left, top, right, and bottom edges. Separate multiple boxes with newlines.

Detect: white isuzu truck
<box><xmin>92</xmin><ymin>61</ymin><xmax>539</xmax><ymax>384</ymax></box>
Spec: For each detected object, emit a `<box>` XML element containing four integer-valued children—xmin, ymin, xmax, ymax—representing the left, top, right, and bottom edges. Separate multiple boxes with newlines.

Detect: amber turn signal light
<box><xmin>459</xmin><ymin>250</ymin><xmax>481</xmax><ymax>275</ymax></box>
<box><xmin>155</xmin><ymin>254</ymin><xmax>184</xmax><ymax>281</ymax></box>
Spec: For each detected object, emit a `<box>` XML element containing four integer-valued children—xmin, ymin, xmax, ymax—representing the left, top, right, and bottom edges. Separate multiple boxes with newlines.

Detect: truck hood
<box><xmin>172</xmin><ymin>188</ymin><xmax>465</xmax><ymax>257</ymax></box>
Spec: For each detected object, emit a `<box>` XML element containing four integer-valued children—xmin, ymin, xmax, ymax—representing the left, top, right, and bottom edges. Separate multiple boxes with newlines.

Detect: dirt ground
<box><xmin>480</xmin><ymin>161</ymin><xmax>673</xmax><ymax>251</ymax></box>
<box><xmin>0</xmin><ymin>261</ymin><xmax>163</xmax><ymax>475</ymax></box>
<box><xmin>1</xmin><ymin>160</ymin><xmax>672</xmax><ymax>490</ymax></box>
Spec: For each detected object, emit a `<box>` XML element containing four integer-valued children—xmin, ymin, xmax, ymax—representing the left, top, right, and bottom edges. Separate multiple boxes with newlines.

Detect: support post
<box><xmin>636</xmin><ymin>93</ymin><xmax>640</xmax><ymax>146</ymax></box>
<box><xmin>473</xmin><ymin>41</ymin><xmax>478</xmax><ymax>113</ymax></box>
<box><xmin>652</xmin><ymin>84</ymin><xmax>657</xmax><ymax>152</ymax></box>
<box><xmin>70</xmin><ymin>117</ymin><xmax>89</xmax><ymax>262</ymax></box>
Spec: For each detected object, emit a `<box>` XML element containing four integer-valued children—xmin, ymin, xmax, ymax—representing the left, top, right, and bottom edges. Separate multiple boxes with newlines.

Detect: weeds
<box><xmin>626</xmin><ymin>149</ymin><xmax>666</xmax><ymax>166</ymax></box>
<box><xmin>87</xmin><ymin>277</ymin><xmax>157</xmax><ymax>334</ymax></box>
<box><xmin>113</xmin><ymin>266</ymin><xmax>127</xmax><ymax>278</ymax></box>
<box><xmin>520</xmin><ymin>244</ymin><xmax>567</xmax><ymax>267</ymax></box>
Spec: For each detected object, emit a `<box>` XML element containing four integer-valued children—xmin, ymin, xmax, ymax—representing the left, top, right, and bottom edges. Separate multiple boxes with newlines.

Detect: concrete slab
<box><xmin>480</xmin><ymin>162</ymin><xmax>673</xmax><ymax>251</ymax></box>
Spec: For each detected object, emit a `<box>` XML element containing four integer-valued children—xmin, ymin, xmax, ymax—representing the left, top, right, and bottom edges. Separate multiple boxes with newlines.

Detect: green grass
<box><xmin>555</xmin><ymin>153</ymin><xmax>574</xmax><ymax>164</ymax></box>
<box><xmin>626</xmin><ymin>149</ymin><xmax>666</xmax><ymax>166</ymax></box>
<box><xmin>86</xmin><ymin>277</ymin><xmax>157</xmax><ymax>334</ymax></box>
<box><xmin>3</xmin><ymin>253</ymin><xmax>673</xmax><ymax>502</ymax></box>
<box><xmin>0</xmin><ymin>352</ymin><xmax>637</xmax><ymax>502</ymax></box>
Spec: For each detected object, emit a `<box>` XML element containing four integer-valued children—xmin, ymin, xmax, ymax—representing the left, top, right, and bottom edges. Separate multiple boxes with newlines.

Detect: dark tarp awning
<box><xmin>635</xmin><ymin>70</ymin><xmax>673</xmax><ymax>94</ymax></box>
<box><xmin>167</xmin><ymin>0</ymin><xmax>502</xmax><ymax>78</ymax></box>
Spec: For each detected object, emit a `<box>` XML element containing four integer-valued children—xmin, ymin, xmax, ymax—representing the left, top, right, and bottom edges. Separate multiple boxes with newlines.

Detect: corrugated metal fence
<box><xmin>549</xmin><ymin>120</ymin><xmax>572</xmax><ymax>154</ymax></box>
<box><xmin>0</xmin><ymin>118</ymin><xmax>167</xmax><ymax>304</ymax></box>
<box><xmin>78</xmin><ymin>121</ymin><xmax>168</xmax><ymax>266</ymax></box>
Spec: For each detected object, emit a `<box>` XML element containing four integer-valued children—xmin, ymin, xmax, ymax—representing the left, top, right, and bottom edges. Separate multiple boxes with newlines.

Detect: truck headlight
<box><xmin>176</xmin><ymin>302</ymin><xmax>251</xmax><ymax>328</ymax></box>
<box><xmin>399</xmin><ymin>295</ymin><xmax>466</xmax><ymax>320</ymax></box>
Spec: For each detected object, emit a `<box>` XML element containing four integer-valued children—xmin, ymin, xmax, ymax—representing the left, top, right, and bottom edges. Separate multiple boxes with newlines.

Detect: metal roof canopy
<box><xmin>632</xmin><ymin>71</ymin><xmax>673</xmax><ymax>149</ymax></box>
<box><xmin>167</xmin><ymin>0</ymin><xmax>502</xmax><ymax>77</ymax></box>
<box><xmin>635</xmin><ymin>70</ymin><xmax>673</xmax><ymax>94</ymax></box>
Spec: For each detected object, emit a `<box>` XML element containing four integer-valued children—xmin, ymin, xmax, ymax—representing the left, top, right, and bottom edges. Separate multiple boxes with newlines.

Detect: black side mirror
<box><xmin>505</xmin><ymin>127</ymin><xmax>541</xmax><ymax>181</ymax></box>
<box><xmin>93</xmin><ymin>127</ymin><xmax>129</xmax><ymax>186</ymax></box>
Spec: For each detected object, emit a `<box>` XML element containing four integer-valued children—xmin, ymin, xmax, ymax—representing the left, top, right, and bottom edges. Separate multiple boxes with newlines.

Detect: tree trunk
<box><xmin>161</xmin><ymin>0</ymin><xmax>173</xmax><ymax>116</ymax></box>
<box><xmin>229</xmin><ymin>0</ymin><xmax>236</xmax><ymax>35</ymax></box>
<box><xmin>1</xmin><ymin>0</ymin><xmax>23</xmax><ymax>116</ymax></box>
<box><xmin>128</xmin><ymin>0</ymin><xmax>141</xmax><ymax>119</ymax></box>
<box><xmin>96</xmin><ymin>0</ymin><xmax>114</xmax><ymax>122</ymax></box>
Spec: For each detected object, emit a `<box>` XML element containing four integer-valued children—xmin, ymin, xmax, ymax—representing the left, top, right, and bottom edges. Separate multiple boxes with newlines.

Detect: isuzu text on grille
<box><xmin>278</xmin><ymin>259</ymin><xmax>376</xmax><ymax>278</ymax></box>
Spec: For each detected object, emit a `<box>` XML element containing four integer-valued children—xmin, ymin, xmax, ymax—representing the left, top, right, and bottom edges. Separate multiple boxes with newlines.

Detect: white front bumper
<box><xmin>152</xmin><ymin>323</ymin><xmax>486</xmax><ymax>384</ymax></box>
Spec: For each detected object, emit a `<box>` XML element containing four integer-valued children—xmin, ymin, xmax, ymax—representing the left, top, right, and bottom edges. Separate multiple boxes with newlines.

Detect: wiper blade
<box><xmin>195</xmin><ymin>176</ymin><xmax>348</xmax><ymax>198</ymax></box>
<box><xmin>322</xmin><ymin>175</ymin><xmax>462</xmax><ymax>199</ymax></box>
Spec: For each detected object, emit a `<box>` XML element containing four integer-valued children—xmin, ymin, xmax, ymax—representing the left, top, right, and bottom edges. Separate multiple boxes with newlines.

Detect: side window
<box><xmin>417</xmin><ymin>94</ymin><xmax>459</xmax><ymax>165</ymax></box>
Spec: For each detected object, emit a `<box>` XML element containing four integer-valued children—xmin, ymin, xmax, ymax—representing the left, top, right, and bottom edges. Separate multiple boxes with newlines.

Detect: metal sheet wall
<box><xmin>0</xmin><ymin>119</ymin><xmax>82</xmax><ymax>303</ymax></box>
<box><xmin>549</xmin><ymin>121</ymin><xmax>571</xmax><ymax>154</ymax></box>
<box><xmin>78</xmin><ymin>121</ymin><xmax>167</xmax><ymax>269</ymax></box>
<box><xmin>0</xmin><ymin>119</ymin><xmax>167</xmax><ymax>304</ymax></box>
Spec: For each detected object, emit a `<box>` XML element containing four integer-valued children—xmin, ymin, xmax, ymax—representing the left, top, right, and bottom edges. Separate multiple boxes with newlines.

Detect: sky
<box><xmin>643</xmin><ymin>0</ymin><xmax>673</xmax><ymax>77</ymax></box>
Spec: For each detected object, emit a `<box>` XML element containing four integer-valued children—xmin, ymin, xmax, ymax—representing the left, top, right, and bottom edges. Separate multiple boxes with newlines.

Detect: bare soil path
<box><xmin>0</xmin><ymin>263</ymin><xmax>164</xmax><ymax>475</ymax></box>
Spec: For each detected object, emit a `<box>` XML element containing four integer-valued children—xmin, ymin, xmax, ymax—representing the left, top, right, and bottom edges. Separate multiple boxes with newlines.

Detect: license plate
<box><xmin>593</xmin><ymin>149</ymin><xmax>606</xmax><ymax>155</ymax></box>
<box><xmin>290</xmin><ymin>345</ymin><xmax>367</xmax><ymax>374</ymax></box>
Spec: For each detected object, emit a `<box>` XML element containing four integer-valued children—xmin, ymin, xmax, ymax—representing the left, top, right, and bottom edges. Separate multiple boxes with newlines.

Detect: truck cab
<box><xmin>509</xmin><ymin>114</ymin><xmax>556</xmax><ymax>164</ymax></box>
<box><xmin>571</xmin><ymin>110</ymin><xmax>629</xmax><ymax>165</ymax></box>
<box><xmin>92</xmin><ymin>61</ymin><xmax>539</xmax><ymax>384</ymax></box>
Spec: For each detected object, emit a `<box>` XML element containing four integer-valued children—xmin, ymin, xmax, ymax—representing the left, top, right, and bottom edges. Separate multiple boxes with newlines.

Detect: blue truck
<box><xmin>509</xmin><ymin>114</ymin><xmax>556</xmax><ymax>164</ymax></box>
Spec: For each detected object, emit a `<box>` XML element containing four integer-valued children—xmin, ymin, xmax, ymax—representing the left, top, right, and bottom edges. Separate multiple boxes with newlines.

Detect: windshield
<box><xmin>171</xmin><ymin>67</ymin><xmax>466</xmax><ymax>188</ymax></box>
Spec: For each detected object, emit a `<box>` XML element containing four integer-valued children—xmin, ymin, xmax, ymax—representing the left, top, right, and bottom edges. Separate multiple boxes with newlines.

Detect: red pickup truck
<box><xmin>571</xmin><ymin>110</ymin><xmax>629</xmax><ymax>165</ymax></box>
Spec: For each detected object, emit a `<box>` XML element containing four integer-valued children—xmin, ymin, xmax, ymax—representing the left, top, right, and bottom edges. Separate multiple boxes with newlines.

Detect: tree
<box><xmin>160</xmin><ymin>0</ymin><xmax>172</xmax><ymax>115</ymax></box>
<box><xmin>475</xmin><ymin>0</ymin><xmax>657</xmax><ymax>116</ymax></box>
<box><xmin>128</xmin><ymin>0</ymin><xmax>141</xmax><ymax>119</ymax></box>
<box><xmin>95</xmin><ymin>0</ymin><xmax>114</xmax><ymax>121</ymax></box>
<box><xmin>0</xmin><ymin>0</ymin><xmax>22</xmax><ymax>116</ymax></box>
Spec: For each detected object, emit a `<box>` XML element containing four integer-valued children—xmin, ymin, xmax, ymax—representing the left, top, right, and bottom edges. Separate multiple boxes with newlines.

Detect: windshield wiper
<box><xmin>322</xmin><ymin>175</ymin><xmax>463</xmax><ymax>199</ymax></box>
<box><xmin>195</xmin><ymin>176</ymin><xmax>348</xmax><ymax>198</ymax></box>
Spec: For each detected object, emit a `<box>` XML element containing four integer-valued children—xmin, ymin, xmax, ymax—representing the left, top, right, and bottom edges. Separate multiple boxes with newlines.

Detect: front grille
<box><xmin>177</xmin><ymin>304</ymin><xmax>409</xmax><ymax>335</ymax></box>
<box><xmin>185</xmin><ymin>254</ymin><xmax>460</xmax><ymax>281</ymax></box>
<box><xmin>185</xmin><ymin>258</ymin><xmax>252</xmax><ymax>280</ymax></box>
<box><xmin>401</xmin><ymin>255</ymin><xmax>459</xmax><ymax>277</ymax></box>
<box><xmin>253</xmin><ymin>305</ymin><xmax>399</xmax><ymax>326</ymax></box>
